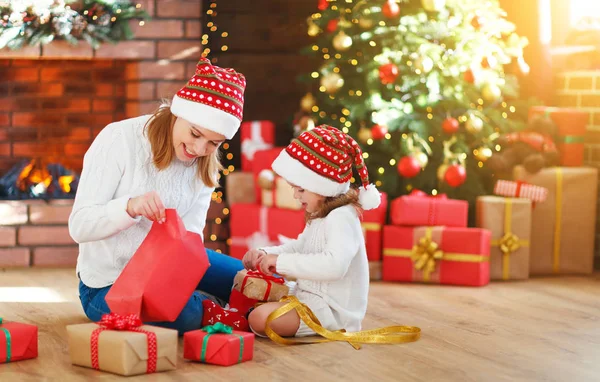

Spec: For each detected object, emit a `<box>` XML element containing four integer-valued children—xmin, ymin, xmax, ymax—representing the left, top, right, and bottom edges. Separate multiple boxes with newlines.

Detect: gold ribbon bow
<box><xmin>499</xmin><ymin>232</ymin><xmax>521</xmax><ymax>255</ymax></box>
<box><xmin>490</xmin><ymin>198</ymin><xmax>530</xmax><ymax>280</ymax></box>
<box><xmin>265</xmin><ymin>296</ymin><xmax>420</xmax><ymax>350</ymax></box>
<box><xmin>411</xmin><ymin>235</ymin><xmax>443</xmax><ymax>281</ymax></box>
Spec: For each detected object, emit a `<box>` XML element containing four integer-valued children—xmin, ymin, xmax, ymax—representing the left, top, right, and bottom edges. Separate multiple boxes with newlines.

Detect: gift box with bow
<box><xmin>232</xmin><ymin>269</ymin><xmax>289</xmax><ymax>302</ymax></box>
<box><xmin>241</xmin><ymin>120</ymin><xmax>275</xmax><ymax>172</ymax></box>
<box><xmin>0</xmin><ymin>318</ymin><xmax>37</xmax><ymax>363</ymax></box>
<box><xmin>382</xmin><ymin>225</ymin><xmax>491</xmax><ymax>286</ymax></box>
<box><xmin>476</xmin><ymin>196</ymin><xmax>532</xmax><ymax>280</ymax></box>
<box><xmin>67</xmin><ymin>313</ymin><xmax>177</xmax><ymax>376</ymax></box>
<box><xmin>390</xmin><ymin>190</ymin><xmax>468</xmax><ymax>227</ymax></box>
<box><xmin>184</xmin><ymin>323</ymin><xmax>254</xmax><ymax>366</ymax></box>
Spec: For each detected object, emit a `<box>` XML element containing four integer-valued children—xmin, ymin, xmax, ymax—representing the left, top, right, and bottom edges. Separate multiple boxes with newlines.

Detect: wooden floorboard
<box><xmin>0</xmin><ymin>269</ymin><xmax>599</xmax><ymax>381</ymax></box>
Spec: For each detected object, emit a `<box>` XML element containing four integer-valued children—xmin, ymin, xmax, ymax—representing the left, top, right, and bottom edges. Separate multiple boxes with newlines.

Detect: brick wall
<box><xmin>554</xmin><ymin>70</ymin><xmax>600</xmax><ymax>268</ymax></box>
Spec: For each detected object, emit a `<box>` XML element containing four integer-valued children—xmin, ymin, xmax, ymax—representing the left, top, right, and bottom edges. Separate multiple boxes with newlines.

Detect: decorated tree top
<box><xmin>297</xmin><ymin>0</ymin><xmax>534</xmax><ymax>213</ymax></box>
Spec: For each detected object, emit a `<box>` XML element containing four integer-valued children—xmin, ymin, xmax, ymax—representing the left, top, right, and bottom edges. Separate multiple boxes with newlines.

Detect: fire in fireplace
<box><xmin>0</xmin><ymin>158</ymin><xmax>79</xmax><ymax>200</ymax></box>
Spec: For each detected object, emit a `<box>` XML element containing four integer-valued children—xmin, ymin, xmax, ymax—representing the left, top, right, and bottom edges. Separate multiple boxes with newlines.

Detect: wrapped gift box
<box><xmin>390</xmin><ymin>190</ymin><xmax>468</xmax><ymax>227</ymax></box>
<box><xmin>67</xmin><ymin>315</ymin><xmax>177</xmax><ymax>376</ymax></box>
<box><xmin>514</xmin><ymin>166</ymin><xmax>598</xmax><ymax>275</ymax></box>
<box><xmin>382</xmin><ymin>225</ymin><xmax>491</xmax><ymax>286</ymax></box>
<box><xmin>184</xmin><ymin>325</ymin><xmax>254</xmax><ymax>366</ymax></box>
<box><xmin>252</xmin><ymin>148</ymin><xmax>284</xmax><ymax>205</ymax></box>
<box><xmin>0</xmin><ymin>319</ymin><xmax>37</xmax><ymax>363</ymax></box>
<box><xmin>493</xmin><ymin>180</ymin><xmax>548</xmax><ymax>203</ymax></box>
<box><xmin>229</xmin><ymin>204</ymin><xmax>306</xmax><ymax>260</ymax></box>
<box><xmin>232</xmin><ymin>269</ymin><xmax>289</xmax><ymax>302</ymax></box>
<box><xmin>529</xmin><ymin>106</ymin><xmax>588</xmax><ymax>166</ymax></box>
<box><xmin>476</xmin><ymin>196</ymin><xmax>532</xmax><ymax>280</ymax></box>
<box><xmin>241</xmin><ymin>120</ymin><xmax>275</xmax><ymax>172</ymax></box>
<box><xmin>361</xmin><ymin>192</ymin><xmax>388</xmax><ymax>261</ymax></box>
<box><xmin>225</xmin><ymin>172</ymin><xmax>256</xmax><ymax>205</ymax></box>
<box><xmin>262</xmin><ymin>176</ymin><xmax>302</xmax><ymax>210</ymax></box>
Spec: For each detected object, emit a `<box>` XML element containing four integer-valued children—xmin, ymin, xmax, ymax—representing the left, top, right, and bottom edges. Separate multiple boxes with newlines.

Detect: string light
<box><xmin>432</xmin><ymin>189</ymin><xmax>438</xmax><ymax>196</ymax></box>
<box><xmin>389</xmin><ymin>159</ymin><xmax>396</xmax><ymax>166</ymax></box>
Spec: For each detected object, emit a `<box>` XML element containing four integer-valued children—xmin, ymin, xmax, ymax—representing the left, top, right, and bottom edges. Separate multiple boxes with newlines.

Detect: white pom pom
<box><xmin>359</xmin><ymin>184</ymin><xmax>381</xmax><ymax>210</ymax></box>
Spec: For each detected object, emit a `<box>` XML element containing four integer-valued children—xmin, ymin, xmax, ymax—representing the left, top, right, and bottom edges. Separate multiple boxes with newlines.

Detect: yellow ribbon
<box><xmin>264</xmin><ymin>296</ymin><xmax>420</xmax><ymax>350</ymax></box>
<box><xmin>553</xmin><ymin>169</ymin><xmax>563</xmax><ymax>273</ymax></box>
<box><xmin>489</xmin><ymin>198</ymin><xmax>530</xmax><ymax>280</ymax></box>
<box><xmin>383</xmin><ymin>227</ymin><xmax>489</xmax><ymax>282</ymax></box>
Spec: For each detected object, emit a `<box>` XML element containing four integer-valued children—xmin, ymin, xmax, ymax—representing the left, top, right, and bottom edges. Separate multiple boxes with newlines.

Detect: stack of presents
<box><xmin>230</xmin><ymin>107</ymin><xmax>598</xmax><ymax>286</ymax></box>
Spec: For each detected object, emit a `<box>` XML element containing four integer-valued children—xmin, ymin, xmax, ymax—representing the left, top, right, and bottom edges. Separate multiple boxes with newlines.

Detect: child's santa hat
<box><xmin>271</xmin><ymin>124</ymin><xmax>381</xmax><ymax>210</ymax></box>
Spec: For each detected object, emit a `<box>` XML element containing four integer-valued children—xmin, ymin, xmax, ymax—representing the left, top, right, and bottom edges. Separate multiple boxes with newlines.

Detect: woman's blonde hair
<box><xmin>306</xmin><ymin>186</ymin><xmax>363</xmax><ymax>222</ymax></box>
<box><xmin>144</xmin><ymin>100</ymin><xmax>223</xmax><ymax>188</ymax></box>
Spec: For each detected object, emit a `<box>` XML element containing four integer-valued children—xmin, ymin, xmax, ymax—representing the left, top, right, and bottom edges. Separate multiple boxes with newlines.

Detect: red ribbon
<box><xmin>90</xmin><ymin>313</ymin><xmax>157</xmax><ymax>373</ymax></box>
<box><xmin>241</xmin><ymin>270</ymin><xmax>285</xmax><ymax>301</ymax></box>
<box><xmin>409</xmin><ymin>190</ymin><xmax>447</xmax><ymax>225</ymax></box>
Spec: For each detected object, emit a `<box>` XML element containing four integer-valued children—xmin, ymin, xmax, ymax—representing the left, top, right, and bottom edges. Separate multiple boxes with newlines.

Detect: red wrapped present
<box><xmin>361</xmin><ymin>192</ymin><xmax>388</xmax><ymax>261</ymax></box>
<box><xmin>0</xmin><ymin>318</ymin><xmax>37</xmax><ymax>363</ymax></box>
<box><xmin>229</xmin><ymin>204</ymin><xmax>306</xmax><ymax>260</ymax></box>
<box><xmin>390</xmin><ymin>190</ymin><xmax>468</xmax><ymax>227</ymax></box>
<box><xmin>493</xmin><ymin>180</ymin><xmax>548</xmax><ymax>203</ymax></box>
<box><xmin>382</xmin><ymin>225</ymin><xmax>491</xmax><ymax>286</ymax></box>
<box><xmin>252</xmin><ymin>148</ymin><xmax>284</xmax><ymax>204</ymax></box>
<box><xmin>184</xmin><ymin>323</ymin><xmax>254</xmax><ymax>366</ymax></box>
<box><xmin>240</xmin><ymin>120</ymin><xmax>275</xmax><ymax>171</ymax></box>
<box><xmin>105</xmin><ymin>209</ymin><xmax>209</xmax><ymax>322</ymax></box>
<box><xmin>529</xmin><ymin>106</ymin><xmax>588</xmax><ymax>166</ymax></box>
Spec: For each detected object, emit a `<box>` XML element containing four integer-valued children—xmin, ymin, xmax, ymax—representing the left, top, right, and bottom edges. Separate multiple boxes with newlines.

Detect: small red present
<box><xmin>105</xmin><ymin>209</ymin><xmax>209</xmax><ymax>322</ymax></box>
<box><xmin>0</xmin><ymin>318</ymin><xmax>37</xmax><ymax>363</ymax></box>
<box><xmin>240</xmin><ymin>120</ymin><xmax>275</xmax><ymax>172</ymax></box>
<box><xmin>252</xmin><ymin>148</ymin><xmax>284</xmax><ymax>204</ymax></box>
<box><xmin>184</xmin><ymin>324</ymin><xmax>254</xmax><ymax>366</ymax></box>
<box><xmin>493</xmin><ymin>180</ymin><xmax>548</xmax><ymax>203</ymax></box>
<box><xmin>361</xmin><ymin>192</ymin><xmax>388</xmax><ymax>261</ymax></box>
<box><xmin>390</xmin><ymin>190</ymin><xmax>468</xmax><ymax>227</ymax></box>
<box><xmin>229</xmin><ymin>204</ymin><xmax>306</xmax><ymax>260</ymax></box>
<box><xmin>382</xmin><ymin>225</ymin><xmax>491</xmax><ymax>286</ymax></box>
<box><xmin>529</xmin><ymin>106</ymin><xmax>588</xmax><ymax>166</ymax></box>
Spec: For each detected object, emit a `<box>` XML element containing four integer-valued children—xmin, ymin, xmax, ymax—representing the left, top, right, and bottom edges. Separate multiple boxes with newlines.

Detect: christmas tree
<box><xmin>297</xmin><ymin>0</ymin><xmax>533</xmax><ymax>215</ymax></box>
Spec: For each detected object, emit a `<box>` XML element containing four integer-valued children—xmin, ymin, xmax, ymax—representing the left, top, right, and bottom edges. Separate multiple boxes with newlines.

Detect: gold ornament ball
<box><xmin>474</xmin><ymin>147</ymin><xmax>493</xmax><ymax>162</ymax></box>
<box><xmin>308</xmin><ymin>23</ymin><xmax>320</xmax><ymax>37</ymax></box>
<box><xmin>332</xmin><ymin>31</ymin><xmax>353</xmax><ymax>51</ymax></box>
<box><xmin>415</xmin><ymin>56</ymin><xmax>434</xmax><ymax>73</ymax></box>
<box><xmin>482</xmin><ymin>83</ymin><xmax>502</xmax><ymax>102</ymax></box>
<box><xmin>299</xmin><ymin>116</ymin><xmax>316</xmax><ymax>132</ymax></box>
<box><xmin>465</xmin><ymin>114</ymin><xmax>484</xmax><ymax>133</ymax></box>
<box><xmin>258</xmin><ymin>169</ymin><xmax>275</xmax><ymax>190</ymax></box>
<box><xmin>358</xmin><ymin>16</ymin><xmax>374</xmax><ymax>29</ymax></box>
<box><xmin>414</xmin><ymin>151</ymin><xmax>429</xmax><ymax>168</ymax></box>
<box><xmin>437</xmin><ymin>164</ymin><xmax>448</xmax><ymax>181</ymax></box>
<box><xmin>357</xmin><ymin>127</ymin><xmax>372</xmax><ymax>143</ymax></box>
<box><xmin>421</xmin><ymin>0</ymin><xmax>446</xmax><ymax>12</ymax></box>
<box><xmin>300</xmin><ymin>92</ymin><xmax>316</xmax><ymax>112</ymax></box>
<box><xmin>321</xmin><ymin>72</ymin><xmax>344</xmax><ymax>94</ymax></box>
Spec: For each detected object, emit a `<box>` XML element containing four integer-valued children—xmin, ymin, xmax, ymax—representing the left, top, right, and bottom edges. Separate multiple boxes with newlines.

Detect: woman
<box><xmin>69</xmin><ymin>58</ymin><xmax>246</xmax><ymax>334</ymax></box>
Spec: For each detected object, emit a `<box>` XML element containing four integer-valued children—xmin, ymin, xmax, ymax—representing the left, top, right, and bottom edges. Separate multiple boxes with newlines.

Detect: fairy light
<box><xmin>375</xmin><ymin>180</ymin><xmax>383</xmax><ymax>187</ymax></box>
<box><xmin>367</xmin><ymin>138</ymin><xmax>374</xmax><ymax>145</ymax></box>
<box><xmin>311</xmin><ymin>72</ymin><xmax>319</xmax><ymax>78</ymax></box>
<box><xmin>389</xmin><ymin>159</ymin><xmax>396</xmax><ymax>166</ymax></box>
<box><xmin>385</xmin><ymin>133</ymin><xmax>391</xmax><ymax>139</ymax></box>
<box><xmin>378</xmin><ymin>167</ymin><xmax>385</xmax><ymax>174</ymax></box>
<box><xmin>363</xmin><ymin>152</ymin><xmax>369</xmax><ymax>159</ymax></box>
<box><xmin>509</xmin><ymin>106</ymin><xmax>516</xmax><ymax>113</ymax></box>
<box><xmin>432</xmin><ymin>189</ymin><xmax>438</xmax><ymax>196</ymax></box>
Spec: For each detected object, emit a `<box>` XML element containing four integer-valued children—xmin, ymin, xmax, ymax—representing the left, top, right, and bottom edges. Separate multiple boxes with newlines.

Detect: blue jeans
<box><xmin>78</xmin><ymin>249</ymin><xmax>243</xmax><ymax>335</ymax></box>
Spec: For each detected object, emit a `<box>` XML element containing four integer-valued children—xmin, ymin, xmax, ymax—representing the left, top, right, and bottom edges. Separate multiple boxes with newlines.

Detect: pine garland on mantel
<box><xmin>0</xmin><ymin>0</ymin><xmax>150</xmax><ymax>51</ymax></box>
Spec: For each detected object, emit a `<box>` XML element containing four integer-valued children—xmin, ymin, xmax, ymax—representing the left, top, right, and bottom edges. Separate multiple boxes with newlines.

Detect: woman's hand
<box><xmin>126</xmin><ymin>191</ymin><xmax>166</xmax><ymax>223</ymax></box>
<box><xmin>243</xmin><ymin>249</ymin><xmax>266</xmax><ymax>270</ymax></box>
<box><xmin>257</xmin><ymin>254</ymin><xmax>278</xmax><ymax>276</ymax></box>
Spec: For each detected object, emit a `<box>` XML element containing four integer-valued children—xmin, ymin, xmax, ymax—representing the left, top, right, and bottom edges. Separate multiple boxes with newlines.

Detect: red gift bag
<box><xmin>106</xmin><ymin>209</ymin><xmax>210</xmax><ymax>322</ymax></box>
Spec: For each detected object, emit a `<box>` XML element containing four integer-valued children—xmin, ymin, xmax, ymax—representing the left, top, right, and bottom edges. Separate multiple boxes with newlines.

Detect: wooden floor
<box><xmin>0</xmin><ymin>269</ymin><xmax>599</xmax><ymax>382</ymax></box>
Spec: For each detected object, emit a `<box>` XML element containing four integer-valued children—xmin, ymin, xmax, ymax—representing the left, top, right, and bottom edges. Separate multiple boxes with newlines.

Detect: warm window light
<box><xmin>0</xmin><ymin>287</ymin><xmax>65</xmax><ymax>303</ymax></box>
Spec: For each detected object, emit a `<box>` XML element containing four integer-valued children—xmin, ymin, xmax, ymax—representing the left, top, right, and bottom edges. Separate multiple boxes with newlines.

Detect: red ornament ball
<box><xmin>442</xmin><ymin>117</ymin><xmax>460</xmax><ymax>134</ymax></box>
<box><xmin>444</xmin><ymin>164</ymin><xmax>467</xmax><ymax>187</ymax></box>
<box><xmin>326</xmin><ymin>19</ymin><xmax>338</xmax><ymax>33</ymax></box>
<box><xmin>371</xmin><ymin>124</ymin><xmax>388</xmax><ymax>140</ymax></box>
<box><xmin>397</xmin><ymin>156</ymin><xmax>422</xmax><ymax>178</ymax></box>
<box><xmin>382</xmin><ymin>0</ymin><xmax>400</xmax><ymax>18</ymax></box>
<box><xmin>464</xmin><ymin>69</ymin><xmax>475</xmax><ymax>84</ymax></box>
<box><xmin>318</xmin><ymin>0</ymin><xmax>328</xmax><ymax>11</ymax></box>
<box><xmin>378</xmin><ymin>63</ymin><xmax>399</xmax><ymax>85</ymax></box>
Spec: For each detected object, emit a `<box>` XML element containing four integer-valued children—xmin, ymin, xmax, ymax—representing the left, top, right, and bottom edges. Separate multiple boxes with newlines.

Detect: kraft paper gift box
<box><xmin>261</xmin><ymin>176</ymin><xmax>302</xmax><ymax>210</ymax></box>
<box><xmin>0</xmin><ymin>319</ymin><xmax>37</xmax><ymax>363</ymax></box>
<box><xmin>513</xmin><ymin>166</ymin><xmax>598</xmax><ymax>275</ymax></box>
<box><xmin>232</xmin><ymin>269</ymin><xmax>289</xmax><ymax>302</ymax></box>
<box><xmin>476</xmin><ymin>196</ymin><xmax>532</xmax><ymax>280</ymax></box>
<box><xmin>67</xmin><ymin>315</ymin><xmax>177</xmax><ymax>377</ymax></box>
<box><xmin>225</xmin><ymin>171</ymin><xmax>256</xmax><ymax>204</ymax></box>
<box><xmin>382</xmin><ymin>225</ymin><xmax>491</xmax><ymax>286</ymax></box>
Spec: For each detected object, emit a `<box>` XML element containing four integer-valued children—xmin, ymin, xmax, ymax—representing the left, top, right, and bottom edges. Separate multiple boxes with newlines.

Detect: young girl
<box><xmin>243</xmin><ymin>125</ymin><xmax>381</xmax><ymax>337</ymax></box>
<box><xmin>69</xmin><ymin>58</ymin><xmax>246</xmax><ymax>334</ymax></box>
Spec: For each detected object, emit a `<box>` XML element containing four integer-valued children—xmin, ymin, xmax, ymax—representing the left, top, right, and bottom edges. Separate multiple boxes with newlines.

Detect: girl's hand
<box><xmin>126</xmin><ymin>191</ymin><xmax>166</xmax><ymax>223</ymax></box>
<box><xmin>257</xmin><ymin>254</ymin><xmax>278</xmax><ymax>276</ymax></box>
<box><xmin>242</xmin><ymin>249</ymin><xmax>266</xmax><ymax>270</ymax></box>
